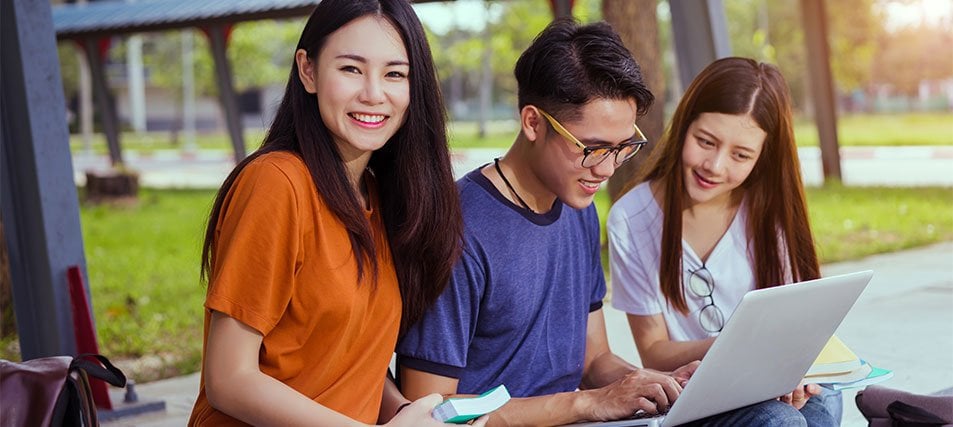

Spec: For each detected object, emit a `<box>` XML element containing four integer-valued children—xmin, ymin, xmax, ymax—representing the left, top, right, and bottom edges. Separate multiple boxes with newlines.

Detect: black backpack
<box><xmin>1</xmin><ymin>354</ymin><xmax>126</xmax><ymax>426</ymax></box>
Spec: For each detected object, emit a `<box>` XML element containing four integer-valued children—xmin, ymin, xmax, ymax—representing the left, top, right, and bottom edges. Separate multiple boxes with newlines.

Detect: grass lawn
<box><xmin>5</xmin><ymin>112</ymin><xmax>947</xmax><ymax>380</ymax></box>
<box><xmin>2</xmin><ymin>185</ymin><xmax>937</xmax><ymax>382</ymax></box>
<box><xmin>68</xmin><ymin>113</ymin><xmax>952</xmax><ymax>153</ymax></box>
<box><xmin>593</xmin><ymin>185</ymin><xmax>953</xmax><ymax>264</ymax></box>
<box><xmin>793</xmin><ymin>113</ymin><xmax>953</xmax><ymax>147</ymax></box>
<box><xmin>78</xmin><ymin>189</ymin><xmax>213</xmax><ymax>381</ymax></box>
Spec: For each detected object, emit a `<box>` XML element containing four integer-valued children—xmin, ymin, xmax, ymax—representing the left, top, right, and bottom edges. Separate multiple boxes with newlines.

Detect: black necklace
<box><xmin>493</xmin><ymin>158</ymin><xmax>535</xmax><ymax>213</ymax></box>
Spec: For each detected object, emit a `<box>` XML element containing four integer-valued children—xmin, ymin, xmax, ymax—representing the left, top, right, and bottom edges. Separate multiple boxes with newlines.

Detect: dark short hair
<box><xmin>514</xmin><ymin>19</ymin><xmax>654</xmax><ymax>122</ymax></box>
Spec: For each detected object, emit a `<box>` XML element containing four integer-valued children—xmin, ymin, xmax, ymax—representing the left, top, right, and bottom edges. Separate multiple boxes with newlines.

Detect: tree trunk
<box><xmin>477</xmin><ymin>1</ymin><xmax>493</xmax><ymax>139</ymax></box>
<box><xmin>0</xmin><ymin>220</ymin><xmax>17</xmax><ymax>346</ymax></box>
<box><xmin>603</xmin><ymin>0</ymin><xmax>665</xmax><ymax>201</ymax></box>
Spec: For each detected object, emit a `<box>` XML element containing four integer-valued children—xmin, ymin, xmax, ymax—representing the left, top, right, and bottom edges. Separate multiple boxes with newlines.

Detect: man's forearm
<box><xmin>581</xmin><ymin>352</ymin><xmax>638</xmax><ymax>390</ymax></box>
<box><xmin>639</xmin><ymin>338</ymin><xmax>714</xmax><ymax>372</ymax></box>
<box><xmin>487</xmin><ymin>390</ymin><xmax>599</xmax><ymax>427</ymax></box>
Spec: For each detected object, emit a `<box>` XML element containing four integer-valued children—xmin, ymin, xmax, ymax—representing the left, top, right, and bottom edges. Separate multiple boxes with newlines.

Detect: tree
<box><xmin>57</xmin><ymin>44</ymin><xmax>80</xmax><ymax>100</ymax></box>
<box><xmin>827</xmin><ymin>0</ymin><xmax>882</xmax><ymax>92</ymax></box>
<box><xmin>723</xmin><ymin>0</ymin><xmax>881</xmax><ymax>109</ymax></box>
<box><xmin>872</xmin><ymin>24</ymin><xmax>953</xmax><ymax>96</ymax></box>
<box><xmin>227</xmin><ymin>19</ymin><xmax>303</xmax><ymax>92</ymax></box>
<box><xmin>143</xmin><ymin>20</ymin><xmax>301</xmax><ymax>98</ymax></box>
<box><xmin>604</xmin><ymin>0</ymin><xmax>664</xmax><ymax>201</ymax></box>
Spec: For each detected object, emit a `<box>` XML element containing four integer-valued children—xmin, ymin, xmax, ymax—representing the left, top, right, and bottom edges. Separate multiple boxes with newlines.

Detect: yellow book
<box><xmin>806</xmin><ymin>335</ymin><xmax>862</xmax><ymax>377</ymax></box>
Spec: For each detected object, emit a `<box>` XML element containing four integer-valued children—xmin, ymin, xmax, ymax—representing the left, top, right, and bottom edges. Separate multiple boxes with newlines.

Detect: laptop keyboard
<box><xmin>632</xmin><ymin>408</ymin><xmax>669</xmax><ymax>419</ymax></box>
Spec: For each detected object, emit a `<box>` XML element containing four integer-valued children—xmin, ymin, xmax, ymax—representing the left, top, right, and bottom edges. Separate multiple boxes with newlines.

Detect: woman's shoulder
<box><xmin>607</xmin><ymin>181</ymin><xmax>662</xmax><ymax>230</ymax></box>
<box><xmin>242</xmin><ymin>151</ymin><xmax>311</xmax><ymax>186</ymax></box>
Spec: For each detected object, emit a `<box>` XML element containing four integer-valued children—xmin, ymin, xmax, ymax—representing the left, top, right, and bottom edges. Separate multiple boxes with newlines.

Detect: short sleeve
<box><xmin>607</xmin><ymin>206</ymin><xmax>662</xmax><ymax>315</ymax></box>
<box><xmin>587</xmin><ymin>207</ymin><xmax>607</xmax><ymax>312</ymax></box>
<box><xmin>397</xmin><ymin>246</ymin><xmax>486</xmax><ymax>379</ymax></box>
<box><xmin>206</xmin><ymin>160</ymin><xmax>302</xmax><ymax>336</ymax></box>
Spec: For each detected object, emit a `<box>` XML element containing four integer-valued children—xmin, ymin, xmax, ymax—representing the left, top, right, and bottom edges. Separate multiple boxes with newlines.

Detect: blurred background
<box><xmin>51</xmin><ymin>0</ymin><xmax>952</xmax><ymax>151</ymax></box>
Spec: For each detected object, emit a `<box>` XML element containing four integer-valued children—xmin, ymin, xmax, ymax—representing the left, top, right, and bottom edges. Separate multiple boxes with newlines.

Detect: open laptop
<box><xmin>570</xmin><ymin>270</ymin><xmax>873</xmax><ymax>427</ymax></box>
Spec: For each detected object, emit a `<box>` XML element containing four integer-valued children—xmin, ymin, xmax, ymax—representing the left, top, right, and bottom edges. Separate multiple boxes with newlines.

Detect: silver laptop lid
<box><xmin>660</xmin><ymin>270</ymin><xmax>873</xmax><ymax>426</ymax></box>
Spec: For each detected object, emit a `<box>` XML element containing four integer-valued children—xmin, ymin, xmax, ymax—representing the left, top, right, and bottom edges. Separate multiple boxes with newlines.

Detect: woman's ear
<box><xmin>295</xmin><ymin>49</ymin><xmax>317</xmax><ymax>94</ymax></box>
<box><xmin>520</xmin><ymin>105</ymin><xmax>543</xmax><ymax>142</ymax></box>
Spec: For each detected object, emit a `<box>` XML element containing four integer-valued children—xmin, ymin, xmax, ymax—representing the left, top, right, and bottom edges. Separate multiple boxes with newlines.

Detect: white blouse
<box><xmin>607</xmin><ymin>182</ymin><xmax>757</xmax><ymax>341</ymax></box>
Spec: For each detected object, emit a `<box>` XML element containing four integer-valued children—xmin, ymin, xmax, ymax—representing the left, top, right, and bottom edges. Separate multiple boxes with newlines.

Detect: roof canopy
<box><xmin>53</xmin><ymin>0</ymin><xmax>446</xmax><ymax>40</ymax></box>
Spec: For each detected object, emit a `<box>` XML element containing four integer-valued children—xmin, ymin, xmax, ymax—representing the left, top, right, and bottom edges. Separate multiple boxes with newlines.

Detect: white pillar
<box><xmin>77</xmin><ymin>49</ymin><xmax>94</xmax><ymax>155</ymax></box>
<box><xmin>126</xmin><ymin>35</ymin><xmax>147</xmax><ymax>133</ymax></box>
<box><xmin>182</xmin><ymin>29</ymin><xmax>196</xmax><ymax>152</ymax></box>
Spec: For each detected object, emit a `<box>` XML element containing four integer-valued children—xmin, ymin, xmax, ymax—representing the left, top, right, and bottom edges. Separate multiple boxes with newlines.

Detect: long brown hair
<box><xmin>200</xmin><ymin>0</ymin><xmax>462</xmax><ymax>334</ymax></box>
<box><xmin>631</xmin><ymin>57</ymin><xmax>819</xmax><ymax>314</ymax></box>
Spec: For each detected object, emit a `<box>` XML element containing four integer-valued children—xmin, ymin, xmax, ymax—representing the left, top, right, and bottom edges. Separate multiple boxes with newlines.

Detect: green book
<box><xmin>432</xmin><ymin>384</ymin><xmax>511</xmax><ymax>424</ymax></box>
<box><xmin>820</xmin><ymin>363</ymin><xmax>894</xmax><ymax>391</ymax></box>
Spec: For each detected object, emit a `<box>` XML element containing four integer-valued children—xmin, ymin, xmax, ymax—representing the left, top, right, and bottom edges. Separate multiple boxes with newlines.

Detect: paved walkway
<box><xmin>102</xmin><ymin>242</ymin><xmax>953</xmax><ymax>426</ymax></box>
<box><xmin>72</xmin><ymin>146</ymin><xmax>953</xmax><ymax>189</ymax></box>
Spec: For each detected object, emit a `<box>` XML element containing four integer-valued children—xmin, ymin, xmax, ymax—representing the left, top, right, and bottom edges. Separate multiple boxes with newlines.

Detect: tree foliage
<box><xmin>723</xmin><ymin>0</ymin><xmax>882</xmax><ymax>107</ymax></box>
<box><xmin>228</xmin><ymin>19</ymin><xmax>304</xmax><ymax>91</ymax></box>
<box><xmin>872</xmin><ymin>24</ymin><xmax>953</xmax><ymax>95</ymax></box>
<box><xmin>422</xmin><ymin>0</ymin><xmax>602</xmax><ymax>115</ymax></box>
<box><xmin>139</xmin><ymin>20</ymin><xmax>301</xmax><ymax>98</ymax></box>
<box><xmin>57</xmin><ymin>43</ymin><xmax>80</xmax><ymax>98</ymax></box>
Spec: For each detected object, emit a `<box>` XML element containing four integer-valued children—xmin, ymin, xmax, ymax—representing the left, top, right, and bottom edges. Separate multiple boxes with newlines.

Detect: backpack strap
<box><xmin>70</xmin><ymin>354</ymin><xmax>126</xmax><ymax>388</ymax></box>
<box><xmin>887</xmin><ymin>400</ymin><xmax>948</xmax><ymax>427</ymax></box>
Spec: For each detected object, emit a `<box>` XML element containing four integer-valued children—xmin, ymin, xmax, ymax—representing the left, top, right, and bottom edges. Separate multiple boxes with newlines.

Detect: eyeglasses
<box><xmin>537</xmin><ymin>108</ymin><xmax>648</xmax><ymax>168</ymax></box>
<box><xmin>688</xmin><ymin>266</ymin><xmax>725</xmax><ymax>333</ymax></box>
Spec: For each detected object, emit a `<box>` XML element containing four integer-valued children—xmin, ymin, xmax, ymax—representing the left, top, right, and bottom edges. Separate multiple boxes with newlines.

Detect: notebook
<box><xmin>433</xmin><ymin>384</ymin><xmax>511</xmax><ymax>424</ymax></box>
<box><xmin>806</xmin><ymin>335</ymin><xmax>862</xmax><ymax>376</ymax></box>
<box><xmin>568</xmin><ymin>270</ymin><xmax>873</xmax><ymax>427</ymax></box>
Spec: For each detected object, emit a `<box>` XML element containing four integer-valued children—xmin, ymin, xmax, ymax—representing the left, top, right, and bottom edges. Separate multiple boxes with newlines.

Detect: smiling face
<box><xmin>530</xmin><ymin>98</ymin><xmax>641</xmax><ymax>209</ymax></box>
<box><xmin>296</xmin><ymin>15</ymin><xmax>410</xmax><ymax>163</ymax></box>
<box><xmin>681</xmin><ymin>112</ymin><xmax>767</xmax><ymax>207</ymax></box>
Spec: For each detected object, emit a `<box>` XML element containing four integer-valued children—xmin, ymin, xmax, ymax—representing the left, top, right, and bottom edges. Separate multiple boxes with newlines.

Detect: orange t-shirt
<box><xmin>189</xmin><ymin>151</ymin><xmax>401</xmax><ymax>426</ymax></box>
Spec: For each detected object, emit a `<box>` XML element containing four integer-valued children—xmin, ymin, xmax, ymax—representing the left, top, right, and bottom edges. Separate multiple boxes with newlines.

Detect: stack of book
<box><xmin>433</xmin><ymin>384</ymin><xmax>511</xmax><ymax>424</ymax></box>
<box><xmin>805</xmin><ymin>335</ymin><xmax>893</xmax><ymax>390</ymax></box>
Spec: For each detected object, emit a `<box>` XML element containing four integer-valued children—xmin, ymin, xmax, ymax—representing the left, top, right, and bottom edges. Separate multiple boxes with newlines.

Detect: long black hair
<box><xmin>201</xmin><ymin>0</ymin><xmax>463</xmax><ymax>334</ymax></box>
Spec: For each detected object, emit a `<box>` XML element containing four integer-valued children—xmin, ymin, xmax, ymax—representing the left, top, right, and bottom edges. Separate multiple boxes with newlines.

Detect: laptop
<box><xmin>570</xmin><ymin>270</ymin><xmax>873</xmax><ymax>427</ymax></box>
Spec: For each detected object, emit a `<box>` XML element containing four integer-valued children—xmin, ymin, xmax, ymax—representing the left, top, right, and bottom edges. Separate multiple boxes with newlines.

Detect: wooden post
<box><xmin>204</xmin><ymin>25</ymin><xmax>246</xmax><ymax>164</ymax></box>
<box><xmin>81</xmin><ymin>37</ymin><xmax>124</xmax><ymax>167</ymax></box>
<box><xmin>800</xmin><ymin>0</ymin><xmax>842</xmax><ymax>183</ymax></box>
<box><xmin>604</xmin><ymin>0</ymin><xmax>666</xmax><ymax>201</ymax></box>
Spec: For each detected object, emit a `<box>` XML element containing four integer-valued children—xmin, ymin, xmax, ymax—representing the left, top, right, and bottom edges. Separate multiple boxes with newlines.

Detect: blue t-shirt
<box><xmin>397</xmin><ymin>168</ymin><xmax>606</xmax><ymax>397</ymax></box>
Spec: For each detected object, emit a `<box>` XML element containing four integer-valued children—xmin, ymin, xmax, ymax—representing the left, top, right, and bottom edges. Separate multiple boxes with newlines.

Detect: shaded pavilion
<box><xmin>53</xmin><ymin>0</ymin><xmax>327</xmax><ymax>166</ymax></box>
<box><xmin>4</xmin><ymin>0</ymin><xmax>840</xmax><ymax>366</ymax></box>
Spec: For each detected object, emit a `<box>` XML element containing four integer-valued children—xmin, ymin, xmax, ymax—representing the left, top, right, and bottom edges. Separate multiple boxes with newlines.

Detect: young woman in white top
<box><xmin>607</xmin><ymin>57</ymin><xmax>840</xmax><ymax>425</ymax></box>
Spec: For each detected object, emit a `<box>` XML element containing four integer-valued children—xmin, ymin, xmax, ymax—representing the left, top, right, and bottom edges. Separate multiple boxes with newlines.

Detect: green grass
<box><xmin>79</xmin><ymin>189</ymin><xmax>214</xmax><ymax>381</ymax></box>
<box><xmin>68</xmin><ymin>113</ymin><xmax>952</xmax><ymax>154</ymax></box>
<box><xmin>805</xmin><ymin>184</ymin><xmax>953</xmax><ymax>262</ymax></box>
<box><xmin>793</xmin><ymin>113</ymin><xmax>953</xmax><ymax>147</ymax></box>
<box><xmin>593</xmin><ymin>185</ymin><xmax>952</xmax><ymax>273</ymax></box>
<box><xmin>1</xmin><ymin>111</ymin><xmax>945</xmax><ymax>378</ymax></box>
<box><xmin>2</xmin><ymin>184</ymin><xmax>949</xmax><ymax>381</ymax></box>
<box><xmin>69</xmin><ymin>130</ymin><xmax>267</xmax><ymax>155</ymax></box>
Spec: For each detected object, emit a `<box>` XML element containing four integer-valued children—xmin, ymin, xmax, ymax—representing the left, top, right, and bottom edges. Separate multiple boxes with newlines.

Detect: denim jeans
<box><xmin>682</xmin><ymin>396</ymin><xmax>839</xmax><ymax>427</ymax></box>
<box><xmin>811</xmin><ymin>387</ymin><xmax>844</xmax><ymax>425</ymax></box>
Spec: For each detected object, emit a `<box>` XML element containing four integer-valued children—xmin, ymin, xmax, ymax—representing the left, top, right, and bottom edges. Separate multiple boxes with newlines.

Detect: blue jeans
<box><xmin>803</xmin><ymin>388</ymin><xmax>843</xmax><ymax>426</ymax></box>
<box><xmin>684</xmin><ymin>400</ymin><xmax>806</xmax><ymax>426</ymax></box>
<box><xmin>682</xmin><ymin>396</ymin><xmax>839</xmax><ymax>427</ymax></box>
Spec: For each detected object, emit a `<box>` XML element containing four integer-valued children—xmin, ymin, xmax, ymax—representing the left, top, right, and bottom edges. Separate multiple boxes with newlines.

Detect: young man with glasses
<box><xmin>397</xmin><ymin>20</ymin><xmax>809</xmax><ymax>426</ymax></box>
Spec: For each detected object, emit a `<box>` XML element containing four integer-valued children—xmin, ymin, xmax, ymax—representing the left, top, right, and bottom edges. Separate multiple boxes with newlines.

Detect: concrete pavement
<box><xmin>72</xmin><ymin>146</ymin><xmax>953</xmax><ymax>189</ymax></box>
<box><xmin>83</xmin><ymin>145</ymin><xmax>950</xmax><ymax>425</ymax></box>
<box><xmin>101</xmin><ymin>242</ymin><xmax>953</xmax><ymax>426</ymax></box>
<box><xmin>605</xmin><ymin>241</ymin><xmax>953</xmax><ymax>427</ymax></box>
